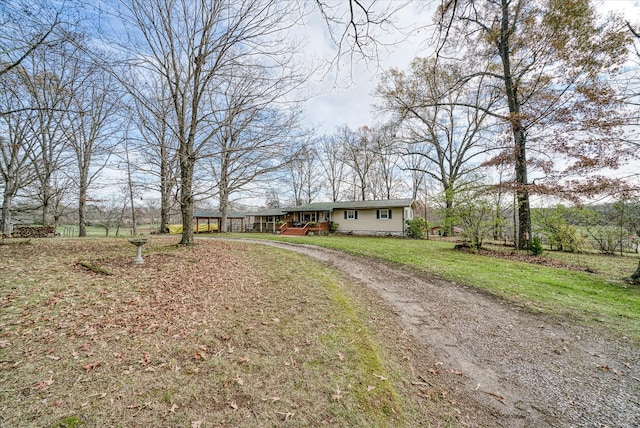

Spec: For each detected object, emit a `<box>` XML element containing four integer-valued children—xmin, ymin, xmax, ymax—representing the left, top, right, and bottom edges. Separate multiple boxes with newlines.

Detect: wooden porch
<box><xmin>279</xmin><ymin>221</ymin><xmax>331</xmax><ymax>236</ymax></box>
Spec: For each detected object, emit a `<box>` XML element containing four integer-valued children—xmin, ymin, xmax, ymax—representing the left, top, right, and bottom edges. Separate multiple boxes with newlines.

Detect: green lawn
<box><xmin>227</xmin><ymin>234</ymin><xmax>640</xmax><ymax>343</ymax></box>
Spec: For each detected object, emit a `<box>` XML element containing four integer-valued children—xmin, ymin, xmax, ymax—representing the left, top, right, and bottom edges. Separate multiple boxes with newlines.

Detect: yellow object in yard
<box><xmin>167</xmin><ymin>223</ymin><xmax>218</xmax><ymax>234</ymax></box>
<box><xmin>168</xmin><ymin>224</ymin><xmax>182</xmax><ymax>234</ymax></box>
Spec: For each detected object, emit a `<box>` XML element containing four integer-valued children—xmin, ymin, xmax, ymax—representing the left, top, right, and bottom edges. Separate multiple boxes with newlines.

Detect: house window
<box><xmin>344</xmin><ymin>210</ymin><xmax>357</xmax><ymax>220</ymax></box>
<box><xmin>377</xmin><ymin>209</ymin><xmax>392</xmax><ymax>219</ymax></box>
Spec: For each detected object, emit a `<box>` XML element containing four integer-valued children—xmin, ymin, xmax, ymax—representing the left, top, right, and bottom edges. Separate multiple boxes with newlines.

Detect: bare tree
<box><xmin>20</xmin><ymin>42</ymin><xmax>81</xmax><ymax>227</ymax></box>
<box><xmin>488</xmin><ymin>157</ymin><xmax>515</xmax><ymax>242</ymax></box>
<box><xmin>337</xmin><ymin>125</ymin><xmax>379</xmax><ymax>201</ymax></box>
<box><xmin>205</xmin><ymin>63</ymin><xmax>304</xmax><ymax>232</ymax></box>
<box><xmin>264</xmin><ymin>187</ymin><xmax>281</xmax><ymax>208</ymax></box>
<box><xmin>400</xmin><ymin>150</ymin><xmax>428</xmax><ymax>201</ymax></box>
<box><xmin>366</xmin><ymin>123</ymin><xmax>404</xmax><ymax>200</ymax></box>
<box><xmin>317</xmin><ymin>134</ymin><xmax>346</xmax><ymax>202</ymax></box>
<box><xmin>0</xmin><ymin>69</ymin><xmax>38</xmax><ymax>236</ymax></box>
<box><xmin>119</xmin><ymin>136</ymin><xmax>141</xmax><ymax>236</ymax></box>
<box><xmin>314</xmin><ymin>0</ymin><xmax>413</xmax><ymax>71</ymax></box>
<box><xmin>122</xmin><ymin>0</ymin><xmax>304</xmax><ymax>244</ymax></box>
<box><xmin>95</xmin><ymin>194</ymin><xmax>127</xmax><ymax>237</ymax></box>
<box><xmin>286</xmin><ymin>138</ymin><xmax>322</xmax><ymax>205</ymax></box>
<box><xmin>377</xmin><ymin>58</ymin><xmax>497</xmax><ymax>235</ymax></box>
<box><xmin>126</xmin><ymin>77</ymin><xmax>179</xmax><ymax>234</ymax></box>
<box><xmin>63</xmin><ymin>63</ymin><xmax>120</xmax><ymax>237</ymax></box>
<box><xmin>0</xmin><ymin>1</ymin><xmax>68</xmax><ymax>236</ymax></box>
<box><xmin>624</xmin><ymin>21</ymin><xmax>640</xmax><ymax>147</ymax></box>
<box><xmin>0</xmin><ymin>0</ymin><xmax>62</xmax><ymax>81</ymax></box>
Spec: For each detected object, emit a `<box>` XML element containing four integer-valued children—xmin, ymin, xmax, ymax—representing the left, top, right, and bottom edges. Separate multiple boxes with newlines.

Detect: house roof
<box><xmin>284</xmin><ymin>202</ymin><xmax>336</xmax><ymax>212</ymax></box>
<box><xmin>193</xmin><ymin>211</ymin><xmax>246</xmax><ymax>219</ymax></box>
<box><xmin>245</xmin><ymin>208</ymin><xmax>289</xmax><ymax>217</ymax></box>
<box><xmin>284</xmin><ymin>198</ymin><xmax>415</xmax><ymax>212</ymax></box>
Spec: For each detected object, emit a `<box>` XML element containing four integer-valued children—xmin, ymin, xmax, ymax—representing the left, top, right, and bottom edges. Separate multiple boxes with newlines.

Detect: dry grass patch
<box><xmin>0</xmin><ymin>238</ymin><xmax>437</xmax><ymax>427</ymax></box>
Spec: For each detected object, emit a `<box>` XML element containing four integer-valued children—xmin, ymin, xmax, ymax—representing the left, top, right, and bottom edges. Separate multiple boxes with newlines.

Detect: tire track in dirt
<box><xmin>232</xmin><ymin>239</ymin><xmax>640</xmax><ymax>427</ymax></box>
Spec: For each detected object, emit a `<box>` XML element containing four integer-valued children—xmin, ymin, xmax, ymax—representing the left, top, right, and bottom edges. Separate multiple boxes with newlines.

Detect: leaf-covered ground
<box><xmin>0</xmin><ymin>238</ymin><xmax>451</xmax><ymax>427</ymax></box>
<box><xmin>474</xmin><ymin>247</ymin><xmax>596</xmax><ymax>272</ymax></box>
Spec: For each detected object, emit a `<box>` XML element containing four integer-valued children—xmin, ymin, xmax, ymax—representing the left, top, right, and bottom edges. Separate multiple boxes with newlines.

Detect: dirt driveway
<box><xmin>242</xmin><ymin>239</ymin><xmax>639</xmax><ymax>427</ymax></box>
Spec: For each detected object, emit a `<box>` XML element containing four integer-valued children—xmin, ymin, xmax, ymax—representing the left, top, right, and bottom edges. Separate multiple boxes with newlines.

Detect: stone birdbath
<box><xmin>128</xmin><ymin>238</ymin><xmax>149</xmax><ymax>265</ymax></box>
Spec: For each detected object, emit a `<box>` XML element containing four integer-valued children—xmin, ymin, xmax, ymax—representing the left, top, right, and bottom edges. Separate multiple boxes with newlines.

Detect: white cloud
<box><xmin>301</xmin><ymin>1</ymin><xmax>640</xmax><ymax>134</ymax></box>
<box><xmin>299</xmin><ymin>2</ymin><xmax>432</xmax><ymax>133</ymax></box>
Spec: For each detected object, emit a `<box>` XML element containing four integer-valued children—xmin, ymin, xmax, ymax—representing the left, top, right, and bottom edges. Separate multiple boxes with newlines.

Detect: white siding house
<box><xmin>249</xmin><ymin>199</ymin><xmax>416</xmax><ymax>236</ymax></box>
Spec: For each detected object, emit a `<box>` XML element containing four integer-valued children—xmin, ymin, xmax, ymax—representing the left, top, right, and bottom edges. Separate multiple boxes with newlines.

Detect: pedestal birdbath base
<box><xmin>129</xmin><ymin>238</ymin><xmax>149</xmax><ymax>265</ymax></box>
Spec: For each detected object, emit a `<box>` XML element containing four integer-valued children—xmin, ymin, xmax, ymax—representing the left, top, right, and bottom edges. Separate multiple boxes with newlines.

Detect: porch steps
<box><xmin>281</xmin><ymin>227</ymin><xmax>308</xmax><ymax>236</ymax></box>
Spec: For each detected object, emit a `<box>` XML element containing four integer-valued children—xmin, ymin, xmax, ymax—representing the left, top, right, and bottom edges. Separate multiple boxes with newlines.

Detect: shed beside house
<box><xmin>194</xmin><ymin>211</ymin><xmax>245</xmax><ymax>233</ymax></box>
<box><xmin>168</xmin><ymin>211</ymin><xmax>246</xmax><ymax>233</ymax></box>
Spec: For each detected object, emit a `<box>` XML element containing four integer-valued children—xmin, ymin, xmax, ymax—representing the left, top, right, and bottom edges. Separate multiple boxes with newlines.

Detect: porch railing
<box><xmin>279</xmin><ymin>221</ymin><xmax>330</xmax><ymax>234</ymax></box>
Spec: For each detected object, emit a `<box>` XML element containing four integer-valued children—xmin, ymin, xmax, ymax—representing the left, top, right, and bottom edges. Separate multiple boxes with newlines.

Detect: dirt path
<box><xmin>240</xmin><ymin>239</ymin><xmax>640</xmax><ymax>427</ymax></box>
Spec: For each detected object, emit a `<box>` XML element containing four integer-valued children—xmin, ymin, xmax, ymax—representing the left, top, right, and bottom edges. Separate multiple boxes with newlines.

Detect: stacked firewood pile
<box><xmin>12</xmin><ymin>226</ymin><xmax>57</xmax><ymax>238</ymax></box>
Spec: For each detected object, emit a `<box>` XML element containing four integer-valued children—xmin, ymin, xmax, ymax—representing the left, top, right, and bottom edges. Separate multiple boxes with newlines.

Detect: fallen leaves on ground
<box><xmin>83</xmin><ymin>361</ymin><xmax>103</xmax><ymax>371</ymax></box>
<box><xmin>475</xmin><ymin>247</ymin><xmax>595</xmax><ymax>272</ymax></box>
<box><xmin>1</xmin><ymin>238</ymin><xmax>416</xmax><ymax>427</ymax></box>
<box><xmin>332</xmin><ymin>386</ymin><xmax>343</xmax><ymax>401</ymax></box>
<box><xmin>33</xmin><ymin>378</ymin><xmax>54</xmax><ymax>392</ymax></box>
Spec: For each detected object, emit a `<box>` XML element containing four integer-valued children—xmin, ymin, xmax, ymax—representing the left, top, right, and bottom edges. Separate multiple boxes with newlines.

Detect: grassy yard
<box><xmin>235</xmin><ymin>234</ymin><xmax>640</xmax><ymax>343</ymax></box>
<box><xmin>2</xmin><ymin>235</ymin><xmax>638</xmax><ymax>427</ymax></box>
<box><xmin>0</xmin><ymin>238</ymin><xmax>451</xmax><ymax>427</ymax></box>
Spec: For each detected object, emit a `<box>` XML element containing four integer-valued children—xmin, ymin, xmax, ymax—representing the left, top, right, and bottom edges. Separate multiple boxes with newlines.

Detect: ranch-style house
<box><xmin>247</xmin><ymin>198</ymin><xmax>416</xmax><ymax>236</ymax></box>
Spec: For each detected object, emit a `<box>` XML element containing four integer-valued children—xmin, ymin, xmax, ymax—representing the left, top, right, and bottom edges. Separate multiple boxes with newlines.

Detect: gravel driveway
<box><xmin>245</xmin><ymin>239</ymin><xmax>640</xmax><ymax>427</ymax></box>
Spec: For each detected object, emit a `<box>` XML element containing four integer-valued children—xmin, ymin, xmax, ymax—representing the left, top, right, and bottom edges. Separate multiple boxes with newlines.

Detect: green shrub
<box><xmin>533</xmin><ymin>205</ymin><xmax>589</xmax><ymax>253</ymax></box>
<box><xmin>455</xmin><ymin>197</ymin><xmax>494</xmax><ymax>249</ymax></box>
<box><xmin>529</xmin><ymin>236</ymin><xmax>543</xmax><ymax>255</ymax></box>
<box><xmin>405</xmin><ymin>217</ymin><xmax>427</xmax><ymax>239</ymax></box>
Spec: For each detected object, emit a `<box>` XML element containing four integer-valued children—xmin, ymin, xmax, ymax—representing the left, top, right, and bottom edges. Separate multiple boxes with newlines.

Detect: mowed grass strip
<box><xmin>245</xmin><ymin>235</ymin><xmax>640</xmax><ymax>342</ymax></box>
<box><xmin>0</xmin><ymin>238</ymin><xmax>434</xmax><ymax>427</ymax></box>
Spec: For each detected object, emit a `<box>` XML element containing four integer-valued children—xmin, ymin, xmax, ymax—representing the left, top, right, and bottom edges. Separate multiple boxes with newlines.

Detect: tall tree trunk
<box><xmin>41</xmin><ymin>178</ymin><xmax>52</xmax><ymax>226</ymax></box>
<box><xmin>179</xmin><ymin>155</ymin><xmax>194</xmax><ymax>245</ymax></box>
<box><xmin>493</xmin><ymin>201</ymin><xmax>502</xmax><ymax>241</ymax></box>
<box><xmin>219</xmin><ymin>147</ymin><xmax>230</xmax><ymax>233</ymax></box>
<box><xmin>514</xmin><ymin>128</ymin><xmax>531</xmax><ymax>249</ymax></box>
<box><xmin>220</xmin><ymin>194</ymin><xmax>228</xmax><ymax>233</ymax></box>
<box><xmin>125</xmin><ymin>145</ymin><xmax>137</xmax><ymax>236</ymax></box>
<box><xmin>77</xmin><ymin>155</ymin><xmax>91</xmax><ymax>237</ymax></box>
<box><xmin>630</xmin><ymin>260</ymin><xmax>640</xmax><ymax>285</ymax></box>
<box><xmin>443</xmin><ymin>186</ymin><xmax>454</xmax><ymax>237</ymax></box>
<box><xmin>78</xmin><ymin>187</ymin><xmax>87</xmax><ymax>237</ymax></box>
<box><xmin>1</xmin><ymin>193</ymin><xmax>12</xmax><ymax>237</ymax></box>
<box><xmin>160</xmin><ymin>185</ymin><xmax>170</xmax><ymax>234</ymax></box>
<box><xmin>498</xmin><ymin>0</ymin><xmax>531</xmax><ymax>250</ymax></box>
<box><xmin>159</xmin><ymin>146</ymin><xmax>171</xmax><ymax>234</ymax></box>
